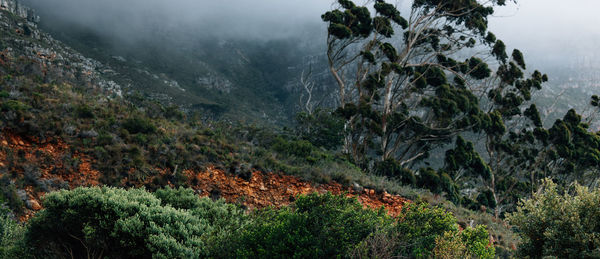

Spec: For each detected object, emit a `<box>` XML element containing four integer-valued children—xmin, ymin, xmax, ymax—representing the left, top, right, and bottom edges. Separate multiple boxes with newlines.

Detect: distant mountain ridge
<box><xmin>21</xmin><ymin>0</ymin><xmax>337</xmax><ymax>125</ymax></box>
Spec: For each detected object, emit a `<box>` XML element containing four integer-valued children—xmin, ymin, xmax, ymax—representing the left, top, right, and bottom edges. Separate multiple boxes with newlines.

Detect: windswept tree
<box><xmin>322</xmin><ymin>0</ymin><xmax>600</xmax><ymax>218</ymax></box>
<box><xmin>322</xmin><ymin>0</ymin><xmax>516</xmax><ymax>167</ymax></box>
<box><xmin>445</xmin><ymin>88</ymin><xmax>600</xmax><ymax>218</ymax></box>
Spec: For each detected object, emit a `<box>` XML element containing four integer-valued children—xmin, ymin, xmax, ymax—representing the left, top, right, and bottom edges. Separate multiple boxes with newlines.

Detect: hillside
<box><xmin>29</xmin><ymin>4</ymin><xmax>334</xmax><ymax>125</ymax></box>
<box><xmin>5</xmin><ymin>0</ymin><xmax>600</xmax><ymax>257</ymax></box>
<box><xmin>0</xmin><ymin>0</ymin><xmax>410</xmax><ymax>217</ymax></box>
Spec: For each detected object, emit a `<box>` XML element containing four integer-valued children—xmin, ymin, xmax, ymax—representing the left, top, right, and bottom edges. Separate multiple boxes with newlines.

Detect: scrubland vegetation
<box><xmin>2</xmin><ymin>0</ymin><xmax>600</xmax><ymax>257</ymax></box>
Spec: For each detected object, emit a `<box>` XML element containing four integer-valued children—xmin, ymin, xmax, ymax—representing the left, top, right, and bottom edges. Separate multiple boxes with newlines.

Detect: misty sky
<box><xmin>490</xmin><ymin>0</ymin><xmax>600</xmax><ymax>67</ymax></box>
<box><xmin>22</xmin><ymin>0</ymin><xmax>600</xmax><ymax>67</ymax></box>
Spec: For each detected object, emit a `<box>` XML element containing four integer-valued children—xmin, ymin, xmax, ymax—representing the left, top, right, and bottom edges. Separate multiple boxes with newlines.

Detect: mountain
<box><xmin>0</xmin><ymin>0</ymin><xmax>408</xmax><ymax>220</ymax></box>
<box><xmin>27</xmin><ymin>3</ymin><xmax>337</xmax><ymax>125</ymax></box>
<box><xmin>1</xmin><ymin>1</ymin><xmax>555</xmax><ymax>257</ymax></box>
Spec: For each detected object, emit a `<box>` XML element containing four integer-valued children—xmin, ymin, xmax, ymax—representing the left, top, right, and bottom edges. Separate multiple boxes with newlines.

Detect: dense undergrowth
<box><xmin>0</xmin><ymin>57</ymin><xmax>522</xmax><ymax>250</ymax></box>
<box><xmin>0</xmin><ymin>187</ymin><xmax>495</xmax><ymax>258</ymax></box>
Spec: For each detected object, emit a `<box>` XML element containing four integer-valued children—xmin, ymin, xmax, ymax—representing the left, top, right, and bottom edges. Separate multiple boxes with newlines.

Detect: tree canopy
<box><xmin>321</xmin><ymin>0</ymin><xmax>600</xmax><ymax>218</ymax></box>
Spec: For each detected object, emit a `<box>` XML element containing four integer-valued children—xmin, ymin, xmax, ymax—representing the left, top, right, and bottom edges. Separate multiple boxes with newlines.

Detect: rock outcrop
<box><xmin>0</xmin><ymin>0</ymin><xmax>39</xmax><ymax>23</ymax></box>
<box><xmin>0</xmin><ymin>1</ymin><xmax>123</xmax><ymax>96</ymax></box>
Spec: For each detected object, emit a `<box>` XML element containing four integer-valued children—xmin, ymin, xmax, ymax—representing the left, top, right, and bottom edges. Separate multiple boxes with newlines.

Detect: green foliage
<box><xmin>153</xmin><ymin>187</ymin><xmax>248</xmax><ymax>257</ymax></box>
<box><xmin>75</xmin><ymin>104</ymin><xmax>95</xmax><ymax>119</ymax></box>
<box><xmin>272</xmin><ymin>137</ymin><xmax>315</xmax><ymax>158</ymax></box>
<box><xmin>0</xmin><ymin>210</ymin><xmax>25</xmax><ymax>258</ymax></box>
<box><xmin>433</xmin><ymin>225</ymin><xmax>494</xmax><ymax>259</ymax></box>
<box><xmin>508</xmin><ymin>179</ymin><xmax>600</xmax><ymax>258</ymax></box>
<box><xmin>0</xmin><ymin>177</ymin><xmax>25</xmax><ymax>215</ymax></box>
<box><xmin>1</xmin><ymin>100</ymin><xmax>29</xmax><ymax>112</ymax></box>
<box><xmin>547</xmin><ymin>109</ymin><xmax>600</xmax><ymax>177</ymax></box>
<box><xmin>444</xmin><ymin>136</ymin><xmax>491</xmax><ymax>180</ymax></box>
<box><xmin>374</xmin><ymin>158</ymin><xmax>416</xmax><ymax>185</ymax></box>
<box><xmin>24</xmin><ymin>187</ymin><xmax>246</xmax><ymax>258</ymax></box>
<box><xmin>233</xmin><ymin>192</ymin><xmax>392</xmax><ymax>258</ymax></box>
<box><xmin>122</xmin><ymin>116</ymin><xmax>157</xmax><ymax>134</ymax></box>
<box><xmin>295</xmin><ymin>110</ymin><xmax>345</xmax><ymax>150</ymax></box>
<box><xmin>460</xmin><ymin>225</ymin><xmax>495</xmax><ymax>258</ymax></box>
<box><xmin>321</xmin><ymin>0</ymin><xmax>527</xmax><ymax>174</ymax></box>
<box><xmin>16</xmin><ymin>187</ymin><xmax>495</xmax><ymax>259</ymax></box>
<box><xmin>416</xmin><ymin>168</ymin><xmax>460</xmax><ymax>203</ymax></box>
<box><xmin>396</xmin><ymin>202</ymin><xmax>459</xmax><ymax>257</ymax></box>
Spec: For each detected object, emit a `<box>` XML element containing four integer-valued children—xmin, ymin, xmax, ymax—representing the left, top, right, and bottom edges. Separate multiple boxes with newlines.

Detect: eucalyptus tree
<box><xmin>322</xmin><ymin>0</ymin><xmax>600</xmax><ymax>219</ymax></box>
<box><xmin>322</xmin><ymin>0</ymin><xmax>513</xmax><ymax>167</ymax></box>
<box><xmin>443</xmin><ymin>52</ymin><xmax>551</xmax><ymax>217</ymax></box>
<box><xmin>444</xmin><ymin>74</ymin><xmax>600</xmax><ymax>218</ymax></box>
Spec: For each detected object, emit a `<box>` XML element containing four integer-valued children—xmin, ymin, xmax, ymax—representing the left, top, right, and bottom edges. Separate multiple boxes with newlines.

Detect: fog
<box><xmin>490</xmin><ymin>0</ymin><xmax>600</xmax><ymax>68</ymax></box>
<box><xmin>23</xmin><ymin>0</ymin><xmax>333</xmax><ymax>42</ymax></box>
<box><xmin>22</xmin><ymin>0</ymin><xmax>600</xmax><ymax>68</ymax></box>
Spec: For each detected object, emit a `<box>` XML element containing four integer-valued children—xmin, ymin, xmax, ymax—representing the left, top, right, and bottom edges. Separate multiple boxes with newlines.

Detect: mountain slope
<box><xmin>0</xmin><ymin>1</ymin><xmax>519</xmax><ymax>253</ymax></box>
<box><xmin>31</xmin><ymin>9</ymin><xmax>334</xmax><ymax>125</ymax></box>
<box><xmin>0</xmin><ymin>2</ymin><xmax>408</xmax><ymax>221</ymax></box>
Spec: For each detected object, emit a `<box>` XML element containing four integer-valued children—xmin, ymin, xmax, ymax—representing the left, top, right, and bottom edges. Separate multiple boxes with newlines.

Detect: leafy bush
<box><xmin>1</xmin><ymin>100</ymin><xmax>29</xmax><ymax>111</ymax></box>
<box><xmin>153</xmin><ymin>187</ymin><xmax>249</xmax><ymax>257</ymax></box>
<box><xmin>374</xmin><ymin>158</ymin><xmax>416</xmax><ymax>185</ymax></box>
<box><xmin>0</xmin><ymin>177</ymin><xmax>25</xmax><ymax>214</ymax></box>
<box><xmin>271</xmin><ymin>137</ymin><xmax>314</xmax><ymax>158</ymax></box>
<box><xmin>17</xmin><ymin>187</ymin><xmax>494</xmax><ymax>258</ymax></box>
<box><xmin>295</xmin><ymin>110</ymin><xmax>345</xmax><ymax>150</ymax></box>
<box><xmin>460</xmin><ymin>225</ymin><xmax>495</xmax><ymax>259</ymax></box>
<box><xmin>74</xmin><ymin>104</ymin><xmax>95</xmax><ymax>119</ymax></box>
<box><xmin>233</xmin><ymin>192</ymin><xmax>392</xmax><ymax>258</ymax></box>
<box><xmin>122</xmin><ymin>117</ymin><xmax>157</xmax><ymax>134</ymax></box>
<box><xmin>507</xmin><ymin>179</ymin><xmax>600</xmax><ymax>258</ymax></box>
<box><xmin>396</xmin><ymin>202</ymin><xmax>460</xmax><ymax>257</ymax></box>
<box><xmin>395</xmin><ymin>203</ymin><xmax>494</xmax><ymax>258</ymax></box>
<box><xmin>0</xmin><ymin>210</ymin><xmax>25</xmax><ymax>258</ymax></box>
<box><xmin>24</xmin><ymin>187</ymin><xmax>245</xmax><ymax>258</ymax></box>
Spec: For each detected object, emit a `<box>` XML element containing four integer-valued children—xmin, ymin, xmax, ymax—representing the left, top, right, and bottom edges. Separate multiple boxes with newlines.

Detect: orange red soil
<box><xmin>0</xmin><ymin>131</ymin><xmax>408</xmax><ymax>219</ymax></box>
<box><xmin>187</xmin><ymin>167</ymin><xmax>408</xmax><ymax>216</ymax></box>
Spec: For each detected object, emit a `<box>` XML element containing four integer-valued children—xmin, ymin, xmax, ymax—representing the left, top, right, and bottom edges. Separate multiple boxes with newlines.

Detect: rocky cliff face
<box><xmin>0</xmin><ymin>0</ymin><xmax>39</xmax><ymax>23</ymax></box>
<box><xmin>0</xmin><ymin>1</ymin><xmax>123</xmax><ymax>96</ymax></box>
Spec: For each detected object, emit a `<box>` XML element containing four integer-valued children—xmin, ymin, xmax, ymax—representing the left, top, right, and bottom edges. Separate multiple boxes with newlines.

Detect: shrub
<box><xmin>1</xmin><ymin>100</ymin><xmax>29</xmax><ymax>111</ymax></box>
<box><xmin>507</xmin><ymin>179</ymin><xmax>600</xmax><ymax>258</ymax></box>
<box><xmin>433</xmin><ymin>231</ymin><xmax>468</xmax><ymax>258</ymax></box>
<box><xmin>234</xmin><ymin>192</ymin><xmax>392</xmax><ymax>258</ymax></box>
<box><xmin>154</xmin><ymin>186</ymin><xmax>247</xmax><ymax>230</ymax></box>
<box><xmin>295</xmin><ymin>110</ymin><xmax>345</xmax><ymax>150</ymax></box>
<box><xmin>271</xmin><ymin>137</ymin><xmax>314</xmax><ymax>158</ymax></box>
<box><xmin>0</xmin><ymin>210</ymin><xmax>25</xmax><ymax>258</ymax></box>
<box><xmin>392</xmin><ymin>203</ymin><xmax>495</xmax><ymax>258</ymax></box>
<box><xmin>374</xmin><ymin>159</ymin><xmax>416</xmax><ymax>185</ymax></box>
<box><xmin>123</xmin><ymin>117</ymin><xmax>157</xmax><ymax>134</ymax></box>
<box><xmin>24</xmin><ymin>187</ymin><xmax>243</xmax><ymax>258</ymax></box>
<box><xmin>460</xmin><ymin>225</ymin><xmax>495</xmax><ymax>259</ymax></box>
<box><xmin>153</xmin><ymin>187</ymin><xmax>249</xmax><ymax>257</ymax></box>
<box><xmin>0</xmin><ymin>177</ymin><xmax>25</xmax><ymax>214</ymax></box>
<box><xmin>74</xmin><ymin>104</ymin><xmax>95</xmax><ymax>119</ymax></box>
<box><xmin>396</xmin><ymin>202</ymin><xmax>459</xmax><ymax>257</ymax></box>
<box><xmin>96</xmin><ymin>133</ymin><xmax>113</xmax><ymax>146</ymax></box>
<box><xmin>349</xmin><ymin>227</ymin><xmax>401</xmax><ymax>259</ymax></box>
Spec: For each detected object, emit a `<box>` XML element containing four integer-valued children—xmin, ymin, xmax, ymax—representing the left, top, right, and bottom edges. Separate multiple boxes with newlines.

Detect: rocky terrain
<box><xmin>0</xmin><ymin>130</ymin><xmax>408</xmax><ymax>221</ymax></box>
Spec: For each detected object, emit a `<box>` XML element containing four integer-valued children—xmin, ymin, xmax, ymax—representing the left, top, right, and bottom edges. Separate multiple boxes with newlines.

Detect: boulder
<box><xmin>79</xmin><ymin>130</ymin><xmax>99</xmax><ymax>138</ymax></box>
<box><xmin>26</xmin><ymin>199</ymin><xmax>41</xmax><ymax>210</ymax></box>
